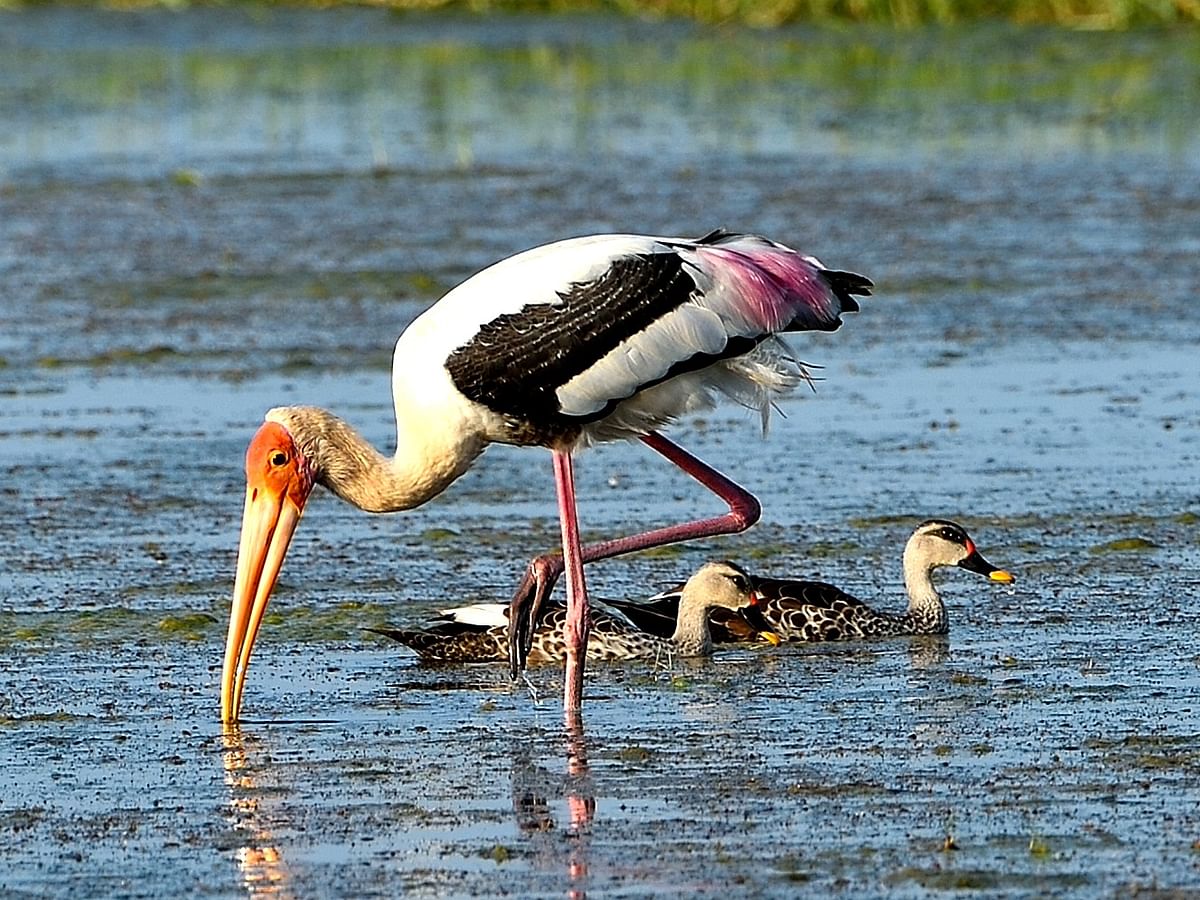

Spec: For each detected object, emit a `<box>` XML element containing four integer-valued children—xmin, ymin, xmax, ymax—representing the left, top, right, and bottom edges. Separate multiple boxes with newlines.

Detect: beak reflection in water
<box><xmin>222</xmin><ymin>726</ymin><xmax>291</xmax><ymax>896</ymax></box>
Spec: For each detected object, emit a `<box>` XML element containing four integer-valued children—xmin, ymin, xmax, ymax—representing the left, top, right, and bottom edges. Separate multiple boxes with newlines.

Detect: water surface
<box><xmin>1</xmin><ymin>9</ymin><xmax>1199</xmax><ymax>898</ymax></box>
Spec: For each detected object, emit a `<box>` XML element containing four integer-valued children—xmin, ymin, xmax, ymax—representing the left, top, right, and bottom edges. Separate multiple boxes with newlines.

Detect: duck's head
<box><xmin>681</xmin><ymin>560</ymin><xmax>780</xmax><ymax>644</ymax></box>
<box><xmin>906</xmin><ymin>520</ymin><xmax>1015</xmax><ymax>583</ymax></box>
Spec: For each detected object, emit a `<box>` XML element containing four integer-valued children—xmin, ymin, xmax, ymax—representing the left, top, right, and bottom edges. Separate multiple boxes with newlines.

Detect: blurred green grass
<box><xmin>4</xmin><ymin>0</ymin><xmax>1198</xmax><ymax>28</ymax></box>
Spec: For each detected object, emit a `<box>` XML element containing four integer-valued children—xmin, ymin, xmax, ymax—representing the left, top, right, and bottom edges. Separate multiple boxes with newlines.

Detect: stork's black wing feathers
<box><xmin>446</xmin><ymin>251</ymin><xmax>698</xmax><ymax>438</ymax></box>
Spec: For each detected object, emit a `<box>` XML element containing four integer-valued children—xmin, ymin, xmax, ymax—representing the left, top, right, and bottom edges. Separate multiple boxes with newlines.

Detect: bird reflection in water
<box><xmin>564</xmin><ymin>712</ymin><xmax>595</xmax><ymax>896</ymax></box>
<box><xmin>908</xmin><ymin>635</ymin><xmax>950</xmax><ymax>669</ymax></box>
<box><xmin>221</xmin><ymin>726</ymin><xmax>291</xmax><ymax>897</ymax></box>
<box><xmin>511</xmin><ymin>711</ymin><xmax>596</xmax><ymax>899</ymax></box>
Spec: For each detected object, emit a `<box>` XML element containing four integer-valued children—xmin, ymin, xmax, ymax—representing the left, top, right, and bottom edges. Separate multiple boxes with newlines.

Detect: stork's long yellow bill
<box><xmin>221</xmin><ymin>421</ymin><xmax>313</xmax><ymax>723</ymax></box>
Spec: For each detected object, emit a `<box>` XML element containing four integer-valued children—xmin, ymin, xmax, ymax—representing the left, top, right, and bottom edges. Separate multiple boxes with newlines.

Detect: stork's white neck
<box><xmin>267</xmin><ymin>405</ymin><xmax>485</xmax><ymax>514</ymax></box>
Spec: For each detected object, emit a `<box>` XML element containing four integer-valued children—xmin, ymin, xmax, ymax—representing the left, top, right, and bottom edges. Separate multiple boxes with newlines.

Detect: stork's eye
<box><xmin>269</xmin><ymin>450</ymin><xmax>289</xmax><ymax>468</ymax></box>
<box><xmin>731</xmin><ymin>574</ymin><xmax>750</xmax><ymax>592</ymax></box>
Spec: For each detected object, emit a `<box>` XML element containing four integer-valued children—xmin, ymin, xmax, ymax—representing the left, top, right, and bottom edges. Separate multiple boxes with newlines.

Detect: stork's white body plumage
<box><xmin>393</xmin><ymin>232</ymin><xmax>842</xmax><ymax>448</ymax></box>
<box><xmin>221</xmin><ymin>229</ymin><xmax>871</xmax><ymax>722</ymax></box>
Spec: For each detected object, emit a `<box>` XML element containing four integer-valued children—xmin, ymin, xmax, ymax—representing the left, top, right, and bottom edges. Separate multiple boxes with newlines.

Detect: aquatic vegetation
<box><xmin>11</xmin><ymin>0</ymin><xmax>1197</xmax><ymax>27</ymax></box>
<box><xmin>156</xmin><ymin>612</ymin><xmax>219</xmax><ymax>640</ymax></box>
<box><xmin>482</xmin><ymin>844</ymin><xmax>514</xmax><ymax>863</ymax></box>
<box><xmin>1088</xmin><ymin>536</ymin><xmax>1159</xmax><ymax>554</ymax></box>
<box><xmin>421</xmin><ymin>527</ymin><xmax>461</xmax><ymax>542</ymax></box>
<box><xmin>637</xmin><ymin>544</ymin><xmax>686</xmax><ymax>558</ymax></box>
<box><xmin>618</xmin><ymin>745</ymin><xmax>654</xmax><ymax>762</ymax></box>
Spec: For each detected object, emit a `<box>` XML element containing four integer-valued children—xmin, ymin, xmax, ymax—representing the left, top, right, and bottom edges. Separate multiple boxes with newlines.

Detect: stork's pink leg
<box><xmin>508</xmin><ymin>431</ymin><xmax>760</xmax><ymax>677</ymax></box>
<box><xmin>553</xmin><ymin>449</ymin><xmax>590</xmax><ymax>712</ymax></box>
<box><xmin>589</xmin><ymin>431</ymin><xmax>763</xmax><ymax>558</ymax></box>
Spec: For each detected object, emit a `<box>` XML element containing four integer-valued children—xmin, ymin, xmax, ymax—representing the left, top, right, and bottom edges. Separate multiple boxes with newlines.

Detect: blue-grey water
<box><xmin>1</xmin><ymin>9</ymin><xmax>1199</xmax><ymax>898</ymax></box>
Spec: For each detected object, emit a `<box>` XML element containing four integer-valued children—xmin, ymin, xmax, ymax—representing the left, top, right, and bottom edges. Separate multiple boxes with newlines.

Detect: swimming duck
<box><xmin>374</xmin><ymin>560</ymin><xmax>776</xmax><ymax>664</ymax></box>
<box><xmin>608</xmin><ymin>520</ymin><xmax>1015</xmax><ymax>642</ymax></box>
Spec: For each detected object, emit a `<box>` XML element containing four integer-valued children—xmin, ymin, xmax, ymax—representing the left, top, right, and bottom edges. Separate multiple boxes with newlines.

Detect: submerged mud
<box><xmin>1</xmin><ymin>9</ymin><xmax>1199</xmax><ymax>898</ymax></box>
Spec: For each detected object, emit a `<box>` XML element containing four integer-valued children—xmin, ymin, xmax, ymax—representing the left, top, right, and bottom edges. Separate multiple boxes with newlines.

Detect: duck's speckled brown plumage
<box><xmin>611</xmin><ymin>520</ymin><xmax>1015</xmax><ymax>643</ymax></box>
<box><xmin>751</xmin><ymin>576</ymin><xmax>946</xmax><ymax>640</ymax></box>
<box><xmin>376</xmin><ymin>561</ymin><xmax>767</xmax><ymax>664</ymax></box>
<box><xmin>376</xmin><ymin>605</ymin><xmax>681</xmax><ymax>665</ymax></box>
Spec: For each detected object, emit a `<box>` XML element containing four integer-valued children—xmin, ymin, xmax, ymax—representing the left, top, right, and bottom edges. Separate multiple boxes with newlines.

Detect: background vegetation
<box><xmin>6</xmin><ymin>0</ymin><xmax>1199</xmax><ymax>28</ymax></box>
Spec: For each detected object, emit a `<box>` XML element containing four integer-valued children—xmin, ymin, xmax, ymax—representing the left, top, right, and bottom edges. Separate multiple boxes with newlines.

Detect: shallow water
<box><xmin>2</xmin><ymin>8</ymin><xmax>1199</xmax><ymax>898</ymax></box>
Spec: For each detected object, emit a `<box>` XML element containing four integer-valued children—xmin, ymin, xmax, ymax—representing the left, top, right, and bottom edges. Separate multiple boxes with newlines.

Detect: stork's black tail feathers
<box><xmin>820</xmin><ymin>269</ymin><xmax>874</xmax><ymax>315</ymax></box>
<box><xmin>693</xmin><ymin>227</ymin><xmax>873</xmax><ymax>315</ymax></box>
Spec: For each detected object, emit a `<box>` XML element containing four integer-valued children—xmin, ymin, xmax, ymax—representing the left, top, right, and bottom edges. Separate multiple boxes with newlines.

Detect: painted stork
<box><xmin>220</xmin><ymin>228</ymin><xmax>870</xmax><ymax>722</ymax></box>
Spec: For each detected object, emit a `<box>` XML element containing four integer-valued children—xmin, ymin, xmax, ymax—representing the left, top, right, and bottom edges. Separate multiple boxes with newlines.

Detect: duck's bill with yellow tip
<box><xmin>221</xmin><ymin>421</ymin><xmax>316</xmax><ymax>724</ymax></box>
<box><xmin>956</xmin><ymin>542</ymin><xmax>1015</xmax><ymax>585</ymax></box>
<box><xmin>744</xmin><ymin>590</ymin><xmax>783</xmax><ymax>645</ymax></box>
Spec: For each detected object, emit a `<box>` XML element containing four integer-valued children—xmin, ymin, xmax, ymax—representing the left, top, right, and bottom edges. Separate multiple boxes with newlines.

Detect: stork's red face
<box><xmin>221</xmin><ymin>420</ymin><xmax>316</xmax><ymax>723</ymax></box>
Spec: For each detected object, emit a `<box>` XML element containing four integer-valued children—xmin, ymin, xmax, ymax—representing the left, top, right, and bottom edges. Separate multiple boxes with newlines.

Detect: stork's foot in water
<box><xmin>508</xmin><ymin>554</ymin><xmax>565</xmax><ymax>678</ymax></box>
